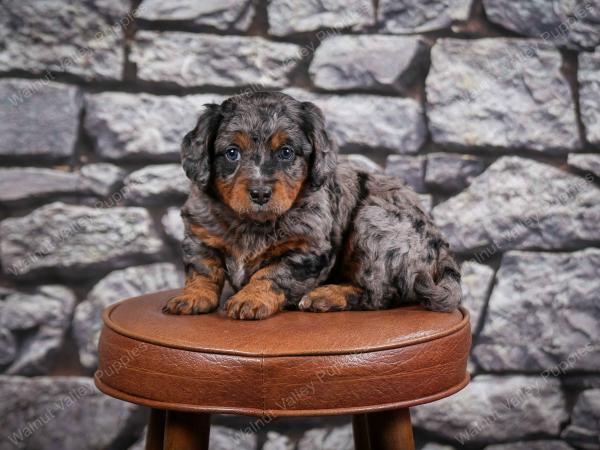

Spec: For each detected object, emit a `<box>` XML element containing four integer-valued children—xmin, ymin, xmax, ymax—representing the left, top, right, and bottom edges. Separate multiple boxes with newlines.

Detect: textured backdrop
<box><xmin>0</xmin><ymin>0</ymin><xmax>599</xmax><ymax>449</ymax></box>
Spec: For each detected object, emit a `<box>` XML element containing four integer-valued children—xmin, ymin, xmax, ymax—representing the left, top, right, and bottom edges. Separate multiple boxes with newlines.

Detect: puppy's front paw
<box><xmin>225</xmin><ymin>291</ymin><xmax>278</xmax><ymax>320</ymax></box>
<box><xmin>162</xmin><ymin>294</ymin><xmax>218</xmax><ymax>315</ymax></box>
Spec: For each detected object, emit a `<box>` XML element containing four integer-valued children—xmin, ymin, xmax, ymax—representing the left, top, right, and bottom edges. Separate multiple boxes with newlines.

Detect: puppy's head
<box><xmin>181</xmin><ymin>92</ymin><xmax>336</xmax><ymax>222</ymax></box>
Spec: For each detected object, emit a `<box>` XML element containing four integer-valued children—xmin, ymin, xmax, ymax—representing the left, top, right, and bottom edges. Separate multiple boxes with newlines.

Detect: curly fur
<box><xmin>163</xmin><ymin>92</ymin><xmax>461</xmax><ymax>319</ymax></box>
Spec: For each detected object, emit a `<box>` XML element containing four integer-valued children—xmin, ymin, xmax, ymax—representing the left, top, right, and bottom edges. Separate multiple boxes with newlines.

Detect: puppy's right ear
<box><xmin>181</xmin><ymin>103</ymin><xmax>223</xmax><ymax>189</ymax></box>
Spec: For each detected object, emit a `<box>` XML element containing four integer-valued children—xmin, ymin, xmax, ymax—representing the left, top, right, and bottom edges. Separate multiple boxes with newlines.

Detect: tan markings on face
<box><xmin>270</xmin><ymin>174</ymin><xmax>305</xmax><ymax>213</ymax></box>
<box><xmin>214</xmin><ymin>129</ymin><xmax>306</xmax><ymax>220</ymax></box>
<box><xmin>232</xmin><ymin>131</ymin><xmax>252</xmax><ymax>151</ymax></box>
<box><xmin>269</xmin><ymin>130</ymin><xmax>288</xmax><ymax>150</ymax></box>
<box><xmin>215</xmin><ymin>176</ymin><xmax>254</xmax><ymax>218</ymax></box>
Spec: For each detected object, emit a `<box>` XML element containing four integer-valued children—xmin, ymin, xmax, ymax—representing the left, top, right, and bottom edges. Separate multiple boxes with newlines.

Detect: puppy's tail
<box><xmin>413</xmin><ymin>247</ymin><xmax>462</xmax><ymax>312</ymax></box>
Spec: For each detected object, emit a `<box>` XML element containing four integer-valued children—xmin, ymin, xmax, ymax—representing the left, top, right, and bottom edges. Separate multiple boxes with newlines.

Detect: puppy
<box><xmin>163</xmin><ymin>92</ymin><xmax>461</xmax><ymax>319</ymax></box>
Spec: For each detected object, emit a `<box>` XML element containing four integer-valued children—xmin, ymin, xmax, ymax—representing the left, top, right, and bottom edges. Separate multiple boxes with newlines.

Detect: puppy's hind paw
<box><xmin>299</xmin><ymin>294</ymin><xmax>344</xmax><ymax>312</ymax></box>
<box><xmin>299</xmin><ymin>285</ymin><xmax>362</xmax><ymax>312</ymax></box>
<box><xmin>162</xmin><ymin>294</ymin><xmax>218</xmax><ymax>315</ymax></box>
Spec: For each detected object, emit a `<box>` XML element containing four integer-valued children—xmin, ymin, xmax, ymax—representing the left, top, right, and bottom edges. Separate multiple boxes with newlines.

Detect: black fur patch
<box><xmin>412</xmin><ymin>217</ymin><xmax>426</xmax><ymax>233</ymax></box>
<box><xmin>290</xmin><ymin>253</ymin><xmax>329</xmax><ymax>281</ymax></box>
<box><xmin>346</xmin><ymin>292</ymin><xmax>363</xmax><ymax>308</ymax></box>
<box><xmin>428</xmin><ymin>236</ymin><xmax>444</xmax><ymax>251</ymax></box>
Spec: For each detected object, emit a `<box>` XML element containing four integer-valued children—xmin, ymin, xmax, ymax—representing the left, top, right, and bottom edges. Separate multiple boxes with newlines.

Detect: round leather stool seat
<box><xmin>95</xmin><ymin>289</ymin><xmax>471</xmax><ymax>417</ymax></box>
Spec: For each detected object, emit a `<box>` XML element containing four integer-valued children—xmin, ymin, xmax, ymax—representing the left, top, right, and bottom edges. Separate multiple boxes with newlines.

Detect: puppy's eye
<box><xmin>225</xmin><ymin>146</ymin><xmax>241</xmax><ymax>162</ymax></box>
<box><xmin>277</xmin><ymin>145</ymin><xmax>295</xmax><ymax>161</ymax></box>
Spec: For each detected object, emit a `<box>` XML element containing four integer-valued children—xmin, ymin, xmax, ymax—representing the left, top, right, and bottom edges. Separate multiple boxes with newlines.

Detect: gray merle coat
<box><xmin>163</xmin><ymin>92</ymin><xmax>462</xmax><ymax>320</ymax></box>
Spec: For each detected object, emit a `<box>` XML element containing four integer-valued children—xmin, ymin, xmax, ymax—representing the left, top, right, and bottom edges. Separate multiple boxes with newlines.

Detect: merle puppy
<box><xmin>163</xmin><ymin>92</ymin><xmax>461</xmax><ymax>320</ymax></box>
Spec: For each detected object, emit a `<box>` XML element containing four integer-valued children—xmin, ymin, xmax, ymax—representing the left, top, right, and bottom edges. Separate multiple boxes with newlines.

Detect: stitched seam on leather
<box><xmin>94</xmin><ymin>372</ymin><xmax>470</xmax><ymax>417</ymax></box>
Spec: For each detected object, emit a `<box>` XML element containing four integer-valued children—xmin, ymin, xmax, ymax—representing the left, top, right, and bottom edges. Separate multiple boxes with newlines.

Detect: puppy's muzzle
<box><xmin>249</xmin><ymin>186</ymin><xmax>272</xmax><ymax>205</ymax></box>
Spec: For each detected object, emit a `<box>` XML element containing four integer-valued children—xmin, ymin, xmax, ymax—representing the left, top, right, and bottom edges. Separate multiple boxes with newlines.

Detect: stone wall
<box><xmin>0</xmin><ymin>0</ymin><xmax>599</xmax><ymax>449</ymax></box>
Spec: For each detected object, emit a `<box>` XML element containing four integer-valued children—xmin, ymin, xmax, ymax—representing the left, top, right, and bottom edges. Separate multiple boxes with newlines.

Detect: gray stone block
<box><xmin>0</xmin><ymin>79</ymin><xmax>81</xmax><ymax>160</ymax></box>
<box><xmin>473</xmin><ymin>249</ymin><xmax>600</xmax><ymax>371</ymax></box>
<box><xmin>412</xmin><ymin>375</ymin><xmax>568</xmax><ymax>445</ymax></box>
<box><xmin>0</xmin><ymin>0</ymin><xmax>127</xmax><ymax>80</ymax></box>
<box><xmin>432</xmin><ymin>157</ymin><xmax>600</xmax><ymax>253</ymax></box>
<box><xmin>0</xmin><ymin>202</ymin><xmax>165</xmax><ymax>279</ymax></box>
<box><xmin>131</xmin><ymin>31</ymin><xmax>301</xmax><ymax>88</ymax></box>
<box><xmin>162</xmin><ymin>207</ymin><xmax>185</xmax><ymax>242</ymax></box>
<box><xmin>385</xmin><ymin>155</ymin><xmax>426</xmax><ymax>193</ymax></box>
<box><xmin>579</xmin><ymin>50</ymin><xmax>600</xmax><ymax>146</ymax></box>
<box><xmin>310</xmin><ymin>35</ymin><xmax>427</xmax><ymax>92</ymax></box>
<box><xmin>339</xmin><ymin>154</ymin><xmax>383</xmax><ymax>174</ymax></box>
<box><xmin>426</xmin><ymin>39</ymin><xmax>581</xmax><ymax>152</ymax></box>
<box><xmin>378</xmin><ymin>0</ymin><xmax>473</xmax><ymax>33</ymax></box>
<box><xmin>262</xmin><ymin>431</ymin><xmax>295</xmax><ymax>450</ymax></box>
<box><xmin>0</xmin><ymin>168</ymin><xmax>81</xmax><ymax>205</ymax></box>
<box><xmin>0</xmin><ymin>376</ymin><xmax>144</xmax><ymax>450</ymax></box>
<box><xmin>298</xmin><ymin>425</ymin><xmax>353</xmax><ymax>450</ymax></box>
<box><xmin>0</xmin><ymin>329</ymin><xmax>16</xmax><ymax>367</ymax></box>
<box><xmin>418</xmin><ymin>194</ymin><xmax>433</xmax><ymax>213</ymax></box>
<box><xmin>425</xmin><ymin>153</ymin><xmax>486</xmax><ymax>192</ymax></box>
<box><xmin>137</xmin><ymin>0</ymin><xmax>254</xmax><ymax>30</ymax></box>
<box><xmin>268</xmin><ymin>0</ymin><xmax>374</xmax><ymax>36</ymax></box>
<box><xmin>286</xmin><ymin>89</ymin><xmax>426</xmax><ymax>153</ymax></box>
<box><xmin>568</xmin><ymin>153</ymin><xmax>600</xmax><ymax>178</ymax></box>
<box><xmin>562</xmin><ymin>389</ymin><xmax>600</xmax><ymax>449</ymax></box>
<box><xmin>460</xmin><ymin>261</ymin><xmax>495</xmax><ymax>332</ymax></box>
<box><xmin>209</xmin><ymin>425</ymin><xmax>257</xmax><ymax>450</ymax></box>
<box><xmin>125</xmin><ymin>426</ymin><xmax>256</xmax><ymax>450</ymax></box>
<box><xmin>0</xmin><ymin>286</ymin><xmax>75</xmax><ymax>375</ymax></box>
<box><xmin>79</xmin><ymin>163</ymin><xmax>126</xmax><ymax>197</ymax></box>
<box><xmin>84</xmin><ymin>92</ymin><xmax>224</xmax><ymax>161</ymax></box>
<box><xmin>421</xmin><ymin>444</ymin><xmax>456</xmax><ymax>450</ymax></box>
<box><xmin>123</xmin><ymin>164</ymin><xmax>189</xmax><ymax>206</ymax></box>
<box><xmin>484</xmin><ymin>0</ymin><xmax>600</xmax><ymax>50</ymax></box>
<box><xmin>0</xmin><ymin>165</ymin><xmax>126</xmax><ymax>205</ymax></box>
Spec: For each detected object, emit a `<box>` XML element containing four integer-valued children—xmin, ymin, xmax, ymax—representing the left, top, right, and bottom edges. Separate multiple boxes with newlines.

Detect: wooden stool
<box><xmin>95</xmin><ymin>290</ymin><xmax>471</xmax><ymax>450</ymax></box>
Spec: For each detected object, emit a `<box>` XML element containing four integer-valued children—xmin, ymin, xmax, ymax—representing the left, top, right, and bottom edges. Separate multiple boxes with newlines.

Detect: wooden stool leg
<box><xmin>163</xmin><ymin>411</ymin><xmax>211</xmax><ymax>450</ymax></box>
<box><xmin>352</xmin><ymin>413</ymin><xmax>371</xmax><ymax>450</ymax></box>
<box><xmin>146</xmin><ymin>409</ymin><xmax>166</xmax><ymax>450</ymax></box>
<box><xmin>366</xmin><ymin>408</ymin><xmax>415</xmax><ymax>450</ymax></box>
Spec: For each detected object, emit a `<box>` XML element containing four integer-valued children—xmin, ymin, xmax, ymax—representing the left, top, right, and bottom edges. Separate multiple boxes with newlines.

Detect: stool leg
<box><xmin>164</xmin><ymin>411</ymin><xmax>211</xmax><ymax>450</ymax></box>
<box><xmin>146</xmin><ymin>409</ymin><xmax>166</xmax><ymax>450</ymax></box>
<box><xmin>352</xmin><ymin>413</ymin><xmax>371</xmax><ymax>450</ymax></box>
<box><xmin>366</xmin><ymin>408</ymin><xmax>415</xmax><ymax>450</ymax></box>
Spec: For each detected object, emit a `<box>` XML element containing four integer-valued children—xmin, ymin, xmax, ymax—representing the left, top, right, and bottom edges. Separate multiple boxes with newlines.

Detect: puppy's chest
<box><xmin>225</xmin><ymin>256</ymin><xmax>249</xmax><ymax>291</ymax></box>
<box><xmin>221</xmin><ymin>239</ymin><xmax>271</xmax><ymax>291</ymax></box>
<box><xmin>222</xmin><ymin>236</ymin><xmax>310</xmax><ymax>291</ymax></box>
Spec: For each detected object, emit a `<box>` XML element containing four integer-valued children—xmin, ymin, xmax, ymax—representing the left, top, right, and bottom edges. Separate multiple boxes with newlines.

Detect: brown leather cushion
<box><xmin>95</xmin><ymin>289</ymin><xmax>471</xmax><ymax>417</ymax></box>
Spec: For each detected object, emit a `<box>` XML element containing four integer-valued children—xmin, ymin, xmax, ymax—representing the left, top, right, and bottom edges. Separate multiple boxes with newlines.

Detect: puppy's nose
<box><xmin>249</xmin><ymin>186</ymin><xmax>272</xmax><ymax>205</ymax></box>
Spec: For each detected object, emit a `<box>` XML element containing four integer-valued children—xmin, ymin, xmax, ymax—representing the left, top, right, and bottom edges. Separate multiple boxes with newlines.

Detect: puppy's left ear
<box><xmin>181</xmin><ymin>103</ymin><xmax>223</xmax><ymax>189</ymax></box>
<box><xmin>301</xmin><ymin>101</ymin><xmax>337</xmax><ymax>189</ymax></box>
